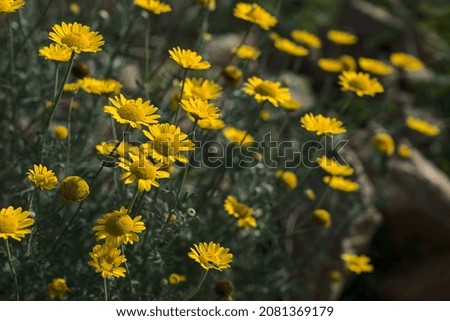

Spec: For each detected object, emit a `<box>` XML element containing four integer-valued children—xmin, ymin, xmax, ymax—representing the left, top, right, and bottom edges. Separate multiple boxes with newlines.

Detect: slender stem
<box><xmin>183</xmin><ymin>269</ymin><xmax>208</xmax><ymax>301</ymax></box>
<box><xmin>18</xmin><ymin>0</ymin><xmax>55</xmax><ymax>49</ymax></box>
<box><xmin>65</xmin><ymin>97</ymin><xmax>74</xmax><ymax>175</ymax></box>
<box><xmin>338</xmin><ymin>95</ymin><xmax>353</xmax><ymax>116</ymax></box>
<box><xmin>314</xmin><ymin>185</ymin><xmax>331</xmax><ymax>210</ymax></box>
<box><xmin>26</xmin><ymin>188</ymin><xmax>38</xmax><ymax>255</ymax></box>
<box><xmin>27</xmin><ymin>189</ymin><xmax>37</xmax><ymax>212</ymax></box>
<box><xmin>173</xmin><ymin>69</ymin><xmax>189</xmax><ymax>124</ymax></box>
<box><xmin>103</xmin><ymin>277</ymin><xmax>108</xmax><ymax>301</ymax></box>
<box><xmin>121</xmin><ymin>244</ymin><xmax>135</xmax><ymax>294</ymax></box>
<box><xmin>4</xmin><ymin>239</ymin><xmax>20</xmax><ymax>301</ymax></box>
<box><xmin>217</xmin><ymin>25</ymin><xmax>252</xmax><ymax>77</ymax></box>
<box><xmin>7</xmin><ymin>15</ymin><xmax>15</xmax><ymax>86</ymax></box>
<box><xmin>196</xmin><ymin>6</ymin><xmax>210</xmax><ymax>55</ymax></box>
<box><xmin>239</xmin><ymin>101</ymin><xmax>261</xmax><ymax>145</ymax></box>
<box><xmin>143</xmin><ymin>16</ymin><xmax>151</xmax><ymax>98</ymax></box>
<box><xmin>128</xmin><ymin>187</ymin><xmax>140</xmax><ymax>213</ymax></box>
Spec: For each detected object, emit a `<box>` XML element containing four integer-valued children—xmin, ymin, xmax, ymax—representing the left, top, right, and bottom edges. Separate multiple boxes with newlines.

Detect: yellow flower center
<box><xmin>117</xmin><ymin>103</ymin><xmax>145</xmax><ymax>122</ymax></box>
<box><xmin>200</xmin><ymin>253</ymin><xmax>220</xmax><ymax>269</ymax></box>
<box><xmin>348</xmin><ymin>78</ymin><xmax>369</xmax><ymax>91</ymax></box>
<box><xmin>0</xmin><ymin>0</ymin><xmax>11</xmax><ymax>10</ymax></box>
<box><xmin>255</xmin><ymin>82</ymin><xmax>277</xmax><ymax>97</ymax></box>
<box><xmin>130</xmin><ymin>161</ymin><xmax>156</xmax><ymax>180</ymax></box>
<box><xmin>154</xmin><ymin>134</ymin><xmax>175</xmax><ymax>156</ymax></box>
<box><xmin>0</xmin><ymin>215</ymin><xmax>19</xmax><ymax>233</ymax></box>
<box><xmin>34</xmin><ymin>173</ymin><xmax>50</xmax><ymax>187</ymax></box>
<box><xmin>61</xmin><ymin>33</ymin><xmax>90</xmax><ymax>50</ymax></box>
<box><xmin>105</xmin><ymin>213</ymin><xmax>134</xmax><ymax>236</ymax></box>
<box><xmin>99</xmin><ymin>256</ymin><xmax>115</xmax><ymax>272</ymax></box>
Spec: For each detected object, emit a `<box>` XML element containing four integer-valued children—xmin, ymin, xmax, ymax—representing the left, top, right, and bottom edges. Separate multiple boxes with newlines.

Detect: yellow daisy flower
<box><xmin>406</xmin><ymin>116</ymin><xmax>440</xmax><ymax>136</ymax></box>
<box><xmin>0</xmin><ymin>0</ymin><xmax>25</xmax><ymax>13</ymax></box>
<box><xmin>259</xmin><ymin>109</ymin><xmax>271</xmax><ymax>121</ymax></box>
<box><xmin>338</xmin><ymin>70</ymin><xmax>384</xmax><ymax>97</ymax></box>
<box><xmin>197</xmin><ymin>0</ymin><xmax>215</xmax><ymax>10</ymax></box>
<box><xmin>233</xmin><ymin>44</ymin><xmax>261</xmax><ymax>60</ymax></box>
<box><xmin>181</xmin><ymin>77</ymin><xmax>222</xmax><ymax>101</ymax></box>
<box><xmin>313</xmin><ymin>209</ymin><xmax>331</xmax><ymax>228</ymax></box>
<box><xmin>168</xmin><ymin>273</ymin><xmax>187</xmax><ymax>285</ymax></box>
<box><xmin>341</xmin><ymin>254</ymin><xmax>374</xmax><ymax>275</ymax></box>
<box><xmin>27</xmin><ymin>164</ymin><xmax>59</xmax><ymax>190</ymax></box>
<box><xmin>142</xmin><ymin>123</ymin><xmax>195</xmax><ymax>165</ymax></box>
<box><xmin>79</xmin><ymin>77</ymin><xmax>122</xmax><ymax>95</ymax></box>
<box><xmin>118</xmin><ymin>154</ymin><xmax>170</xmax><ymax>192</ymax></box>
<box><xmin>197</xmin><ymin>118</ymin><xmax>225</xmax><ymax>131</ymax></box>
<box><xmin>49</xmin><ymin>22</ymin><xmax>104</xmax><ymax>53</ymax></box>
<box><xmin>318</xmin><ymin>58</ymin><xmax>344</xmax><ymax>73</ymax></box>
<box><xmin>63</xmin><ymin>82</ymin><xmax>80</xmax><ymax>92</ymax></box>
<box><xmin>88</xmin><ymin>243</ymin><xmax>127</xmax><ymax>278</ymax></box>
<box><xmin>273</xmin><ymin>37</ymin><xmax>309</xmax><ymax>57</ymax></box>
<box><xmin>224</xmin><ymin>195</ymin><xmax>256</xmax><ymax>228</ymax></box>
<box><xmin>300</xmin><ymin>113</ymin><xmax>346</xmax><ymax>136</ymax></box>
<box><xmin>39</xmin><ymin>43</ymin><xmax>72</xmax><ymax>62</ymax></box>
<box><xmin>93</xmin><ymin>206</ymin><xmax>146</xmax><ymax>246</ymax></box>
<box><xmin>327</xmin><ymin>29</ymin><xmax>358</xmax><ymax>45</ymax></box>
<box><xmin>291</xmin><ymin>29</ymin><xmax>321</xmax><ymax>48</ymax></box>
<box><xmin>134</xmin><ymin>0</ymin><xmax>171</xmax><ymax>14</ymax></box>
<box><xmin>233</xmin><ymin>2</ymin><xmax>277</xmax><ymax>31</ymax></box>
<box><xmin>181</xmin><ymin>97</ymin><xmax>221</xmax><ymax>122</ymax></box>
<box><xmin>0</xmin><ymin>206</ymin><xmax>34</xmax><ymax>241</ymax></box>
<box><xmin>339</xmin><ymin>54</ymin><xmax>357</xmax><ymax>71</ymax></box>
<box><xmin>316</xmin><ymin>155</ymin><xmax>354</xmax><ymax>176</ymax></box>
<box><xmin>371</xmin><ymin>133</ymin><xmax>395</xmax><ymax>156</ymax></box>
<box><xmin>54</xmin><ymin>125</ymin><xmax>68</xmax><ymax>140</ymax></box>
<box><xmin>243</xmin><ymin>76</ymin><xmax>292</xmax><ymax>107</ymax></box>
<box><xmin>96</xmin><ymin>141</ymin><xmax>136</xmax><ymax>158</ymax></box>
<box><xmin>60</xmin><ymin>176</ymin><xmax>90</xmax><ymax>202</ymax></box>
<box><xmin>275</xmin><ymin>170</ymin><xmax>297</xmax><ymax>190</ymax></box>
<box><xmin>398</xmin><ymin>144</ymin><xmax>412</xmax><ymax>159</ymax></box>
<box><xmin>188</xmin><ymin>241</ymin><xmax>233</xmax><ymax>271</ymax></box>
<box><xmin>168</xmin><ymin>47</ymin><xmax>211</xmax><ymax>70</ymax></box>
<box><xmin>69</xmin><ymin>2</ymin><xmax>80</xmax><ymax>15</ymax></box>
<box><xmin>304</xmin><ymin>188</ymin><xmax>316</xmax><ymax>201</ymax></box>
<box><xmin>48</xmin><ymin>278</ymin><xmax>70</xmax><ymax>300</ymax></box>
<box><xmin>222</xmin><ymin>65</ymin><xmax>243</xmax><ymax>85</ymax></box>
<box><xmin>223</xmin><ymin>127</ymin><xmax>254</xmax><ymax>146</ymax></box>
<box><xmin>323</xmin><ymin>176</ymin><xmax>359</xmax><ymax>193</ymax></box>
<box><xmin>104</xmin><ymin>94</ymin><xmax>160</xmax><ymax>129</ymax></box>
<box><xmin>390</xmin><ymin>52</ymin><xmax>424</xmax><ymax>71</ymax></box>
<box><xmin>358</xmin><ymin>57</ymin><xmax>393</xmax><ymax>76</ymax></box>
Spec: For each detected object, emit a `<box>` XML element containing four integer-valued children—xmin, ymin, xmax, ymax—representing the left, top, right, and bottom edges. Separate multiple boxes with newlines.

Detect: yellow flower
<box><xmin>339</xmin><ymin>55</ymin><xmax>356</xmax><ymax>71</ymax></box>
<box><xmin>198</xmin><ymin>118</ymin><xmax>225</xmax><ymax>131</ymax></box>
<box><xmin>54</xmin><ymin>125</ymin><xmax>68</xmax><ymax>140</ymax></box>
<box><xmin>327</xmin><ymin>29</ymin><xmax>358</xmax><ymax>45</ymax></box>
<box><xmin>304</xmin><ymin>188</ymin><xmax>316</xmax><ymax>201</ymax></box>
<box><xmin>79</xmin><ymin>77</ymin><xmax>122</xmax><ymax>95</ymax></box>
<box><xmin>134</xmin><ymin>0</ymin><xmax>171</xmax><ymax>14</ymax></box>
<box><xmin>168</xmin><ymin>47</ymin><xmax>211</xmax><ymax>70</ymax></box>
<box><xmin>60</xmin><ymin>176</ymin><xmax>90</xmax><ymax>202</ymax></box>
<box><xmin>243</xmin><ymin>76</ymin><xmax>292</xmax><ymax>107</ymax></box>
<box><xmin>181</xmin><ymin>77</ymin><xmax>222</xmax><ymax>101</ymax></box>
<box><xmin>104</xmin><ymin>94</ymin><xmax>160</xmax><ymax>129</ymax></box>
<box><xmin>197</xmin><ymin>0</ymin><xmax>215</xmax><ymax>10</ymax></box>
<box><xmin>96</xmin><ymin>141</ymin><xmax>136</xmax><ymax>158</ymax></box>
<box><xmin>27</xmin><ymin>164</ymin><xmax>59</xmax><ymax>190</ymax></box>
<box><xmin>259</xmin><ymin>109</ymin><xmax>271</xmax><ymax>121</ymax></box>
<box><xmin>48</xmin><ymin>278</ymin><xmax>70</xmax><ymax>299</ymax></box>
<box><xmin>338</xmin><ymin>70</ymin><xmax>384</xmax><ymax>97</ymax></box>
<box><xmin>118</xmin><ymin>154</ymin><xmax>170</xmax><ymax>192</ymax></box>
<box><xmin>69</xmin><ymin>2</ymin><xmax>80</xmax><ymax>15</ymax></box>
<box><xmin>0</xmin><ymin>206</ymin><xmax>34</xmax><ymax>241</ymax></box>
<box><xmin>406</xmin><ymin>116</ymin><xmax>440</xmax><ymax>136</ymax></box>
<box><xmin>275</xmin><ymin>170</ymin><xmax>297</xmax><ymax>190</ymax></box>
<box><xmin>188</xmin><ymin>241</ymin><xmax>233</xmax><ymax>271</ymax></box>
<box><xmin>291</xmin><ymin>29</ymin><xmax>321</xmax><ymax>48</ymax></box>
<box><xmin>223</xmin><ymin>127</ymin><xmax>253</xmax><ymax>146</ymax></box>
<box><xmin>313</xmin><ymin>209</ymin><xmax>331</xmax><ymax>228</ymax></box>
<box><xmin>93</xmin><ymin>206</ymin><xmax>146</xmax><ymax>246</ymax></box>
<box><xmin>168</xmin><ymin>273</ymin><xmax>187</xmax><ymax>285</ymax></box>
<box><xmin>274</xmin><ymin>37</ymin><xmax>309</xmax><ymax>57</ymax></box>
<box><xmin>49</xmin><ymin>22</ymin><xmax>104</xmax><ymax>54</ymax></box>
<box><xmin>233</xmin><ymin>44</ymin><xmax>261</xmax><ymax>60</ymax></box>
<box><xmin>233</xmin><ymin>2</ymin><xmax>277</xmax><ymax>31</ymax></box>
<box><xmin>281</xmin><ymin>97</ymin><xmax>301</xmax><ymax>111</ymax></box>
<box><xmin>323</xmin><ymin>176</ymin><xmax>359</xmax><ymax>192</ymax></box>
<box><xmin>88</xmin><ymin>243</ymin><xmax>127</xmax><ymax>278</ymax></box>
<box><xmin>371</xmin><ymin>133</ymin><xmax>395</xmax><ymax>156</ymax></box>
<box><xmin>341</xmin><ymin>253</ymin><xmax>374</xmax><ymax>275</ymax></box>
<box><xmin>39</xmin><ymin>44</ymin><xmax>72</xmax><ymax>62</ymax></box>
<box><xmin>300</xmin><ymin>113</ymin><xmax>346</xmax><ymax>136</ymax></box>
<box><xmin>222</xmin><ymin>65</ymin><xmax>242</xmax><ymax>85</ymax></box>
<box><xmin>63</xmin><ymin>82</ymin><xmax>80</xmax><ymax>92</ymax></box>
<box><xmin>224</xmin><ymin>195</ymin><xmax>256</xmax><ymax>228</ymax></box>
<box><xmin>390</xmin><ymin>52</ymin><xmax>424</xmax><ymax>71</ymax></box>
<box><xmin>316</xmin><ymin>155</ymin><xmax>354</xmax><ymax>176</ymax></box>
<box><xmin>181</xmin><ymin>98</ymin><xmax>221</xmax><ymax>121</ymax></box>
<box><xmin>0</xmin><ymin>0</ymin><xmax>25</xmax><ymax>13</ymax></box>
<box><xmin>143</xmin><ymin>123</ymin><xmax>195</xmax><ymax>165</ymax></box>
<box><xmin>359</xmin><ymin>57</ymin><xmax>393</xmax><ymax>76</ymax></box>
<box><xmin>318</xmin><ymin>58</ymin><xmax>344</xmax><ymax>73</ymax></box>
<box><xmin>398</xmin><ymin>144</ymin><xmax>412</xmax><ymax>159</ymax></box>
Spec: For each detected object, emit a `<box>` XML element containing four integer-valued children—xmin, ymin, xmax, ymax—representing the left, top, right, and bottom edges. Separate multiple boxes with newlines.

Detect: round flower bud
<box><xmin>71</xmin><ymin>62</ymin><xmax>90</xmax><ymax>79</ymax></box>
<box><xmin>222</xmin><ymin>65</ymin><xmax>242</xmax><ymax>86</ymax></box>
<box><xmin>54</xmin><ymin>125</ymin><xmax>68</xmax><ymax>140</ymax></box>
<box><xmin>60</xmin><ymin>176</ymin><xmax>90</xmax><ymax>202</ymax></box>
<box><xmin>214</xmin><ymin>279</ymin><xmax>234</xmax><ymax>300</ymax></box>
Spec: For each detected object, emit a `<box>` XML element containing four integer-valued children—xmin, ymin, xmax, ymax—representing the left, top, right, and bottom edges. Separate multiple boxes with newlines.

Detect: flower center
<box><xmin>255</xmin><ymin>82</ymin><xmax>277</xmax><ymax>97</ymax></box>
<box><xmin>154</xmin><ymin>134</ymin><xmax>175</xmax><ymax>156</ymax></box>
<box><xmin>130</xmin><ymin>161</ymin><xmax>156</xmax><ymax>180</ymax></box>
<box><xmin>348</xmin><ymin>78</ymin><xmax>369</xmax><ymax>91</ymax></box>
<box><xmin>0</xmin><ymin>215</ymin><xmax>19</xmax><ymax>233</ymax></box>
<box><xmin>34</xmin><ymin>174</ymin><xmax>50</xmax><ymax>187</ymax></box>
<box><xmin>0</xmin><ymin>0</ymin><xmax>11</xmax><ymax>10</ymax></box>
<box><xmin>61</xmin><ymin>33</ymin><xmax>90</xmax><ymax>50</ymax></box>
<box><xmin>105</xmin><ymin>213</ymin><xmax>134</xmax><ymax>236</ymax></box>
<box><xmin>117</xmin><ymin>103</ymin><xmax>146</xmax><ymax>122</ymax></box>
<box><xmin>200</xmin><ymin>253</ymin><xmax>220</xmax><ymax>269</ymax></box>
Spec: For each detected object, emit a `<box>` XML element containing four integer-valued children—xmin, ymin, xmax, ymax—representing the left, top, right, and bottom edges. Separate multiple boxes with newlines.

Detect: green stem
<box><xmin>314</xmin><ymin>185</ymin><xmax>331</xmax><ymax>209</ymax></box>
<box><xmin>103</xmin><ymin>277</ymin><xmax>108</xmax><ymax>301</ymax></box>
<box><xmin>121</xmin><ymin>244</ymin><xmax>135</xmax><ymax>294</ymax></box>
<box><xmin>239</xmin><ymin>101</ymin><xmax>261</xmax><ymax>145</ymax></box>
<box><xmin>173</xmin><ymin>69</ymin><xmax>189</xmax><ymax>124</ymax></box>
<box><xmin>338</xmin><ymin>94</ymin><xmax>353</xmax><ymax>116</ymax></box>
<box><xmin>27</xmin><ymin>189</ymin><xmax>37</xmax><ymax>212</ymax></box>
<box><xmin>4</xmin><ymin>239</ymin><xmax>20</xmax><ymax>301</ymax></box>
<box><xmin>196</xmin><ymin>6</ymin><xmax>210</xmax><ymax>55</ymax></box>
<box><xmin>143</xmin><ymin>16</ymin><xmax>151</xmax><ymax>98</ymax></box>
<box><xmin>65</xmin><ymin>97</ymin><xmax>74</xmax><ymax>175</ymax></box>
<box><xmin>183</xmin><ymin>270</ymin><xmax>208</xmax><ymax>301</ymax></box>
<box><xmin>128</xmin><ymin>187</ymin><xmax>140</xmax><ymax>213</ymax></box>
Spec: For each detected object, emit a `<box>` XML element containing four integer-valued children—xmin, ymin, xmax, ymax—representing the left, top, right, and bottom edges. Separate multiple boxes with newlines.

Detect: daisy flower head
<box><xmin>134</xmin><ymin>0</ymin><xmax>171</xmax><ymax>14</ymax></box>
<box><xmin>143</xmin><ymin>123</ymin><xmax>195</xmax><ymax>165</ymax></box>
<box><xmin>118</xmin><ymin>154</ymin><xmax>170</xmax><ymax>192</ymax></box>
<box><xmin>300</xmin><ymin>113</ymin><xmax>346</xmax><ymax>137</ymax></box>
<box><xmin>390</xmin><ymin>52</ymin><xmax>424</xmax><ymax>71</ymax></box>
<box><xmin>79</xmin><ymin>77</ymin><xmax>122</xmax><ymax>95</ymax></box>
<box><xmin>0</xmin><ymin>0</ymin><xmax>25</xmax><ymax>13</ymax></box>
<box><xmin>327</xmin><ymin>29</ymin><xmax>358</xmax><ymax>45</ymax></box>
<box><xmin>93</xmin><ymin>206</ymin><xmax>146</xmax><ymax>246</ymax></box>
<box><xmin>273</xmin><ymin>37</ymin><xmax>309</xmax><ymax>57</ymax></box>
<box><xmin>406</xmin><ymin>116</ymin><xmax>440</xmax><ymax>136</ymax></box>
<box><xmin>181</xmin><ymin>78</ymin><xmax>222</xmax><ymax>101</ymax></box>
<box><xmin>398</xmin><ymin>144</ymin><xmax>412</xmax><ymax>159</ymax></box>
<box><xmin>318</xmin><ymin>58</ymin><xmax>344</xmax><ymax>73</ymax></box>
<box><xmin>233</xmin><ymin>44</ymin><xmax>261</xmax><ymax>60</ymax></box>
<box><xmin>358</xmin><ymin>57</ymin><xmax>393</xmax><ymax>76</ymax></box>
<box><xmin>60</xmin><ymin>176</ymin><xmax>90</xmax><ymax>202</ymax></box>
<box><xmin>104</xmin><ymin>94</ymin><xmax>160</xmax><ymax>129</ymax></box>
<box><xmin>323</xmin><ymin>176</ymin><xmax>359</xmax><ymax>193</ymax></box>
<box><xmin>197</xmin><ymin>118</ymin><xmax>225</xmax><ymax>131</ymax></box>
<box><xmin>181</xmin><ymin>98</ymin><xmax>221</xmax><ymax>122</ymax></box>
<box><xmin>341</xmin><ymin>254</ymin><xmax>374</xmax><ymax>275</ymax></box>
<box><xmin>48</xmin><ymin>278</ymin><xmax>70</xmax><ymax>300</ymax></box>
<box><xmin>275</xmin><ymin>170</ymin><xmax>297</xmax><ymax>190</ymax></box>
<box><xmin>291</xmin><ymin>29</ymin><xmax>321</xmax><ymax>48</ymax></box>
<box><xmin>188</xmin><ymin>241</ymin><xmax>233</xmax><ymax>271</ymax></box>
<box><xmin>338</xmin><ymin>71</ymin><xmax>384</xmax><ymax>97</ymax></box>
<box><xmin>224</xmin><ymin>195</ymin><xmax>256</xmax><ymax>229</ymax></box>
<box><xmin>27</xmin><ymin>164</ymin><xmax>59</xmax><ymax>190</ymax></box>
<box><xmin>339</xmin><ymin>55</ymin><xmax>357</xmax><ymax>71</ymax></box>
<box><xmin>371</xmin><ymin>133</ymin><xmax>395</xmax><ymax>156</ymax></box>
<box><xmin>313</xmin><ymin>209</ymin><xmax>331</xmax><ymax>228</ymax></box>
<box><xmin>88</xmin><ymin>243</ymin><xmax>127</xmax><ymax>278</ymax></box>
<box><xmin>96</xmin><ymin>141</ymin><xmax>135</xmax><ymax>158</ymax></box>
<box><xmin>233</xmin><ymin>2</ymin><xmax>277</xmax><ymax>31</ymax></box>
<box><xmin>222</xmin><ymin>65</ymin><xmax>243</xmax><ymax>85</ymax></box>
<box><xmin>223</xmin><ymin>127</ymin><xmax>253</xmax><ymax>147</ymax></box>
<box><xmin>168</xmin><ymin>47</ymin><xmax>211</xmax><ymax>70</ymax></box>
<box><xmin>54</xmin><ymin>125</ymin><xmax>69</xmax><ymax>140</ymax></box>
<box><xmin>243</xmin><ymin>76</ymin><xmax>292</xmax><ymax>107</ymax></box>
<box><xmin>39</xmin><ymin>43</ymin><xmax>72</xmax><ymax>62</ymax></box>
<box><xmin>317</xmin><ymin>156</ymin><xmax>354</xmax><ymax>176</ymax></box>
<box><xmin>168</xmin><ymin>273</ymin><xmax>187</xmax><ymax>285</ymax></box>
<box><xmin>49</xmin><ymin>22</ymin><xmax>104</xmax><ymax>54</ymax></box>
<box><xmin>0</xmin><ymin>206</ymin><xmax>34</xmax><ymax>241</ymax></box>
